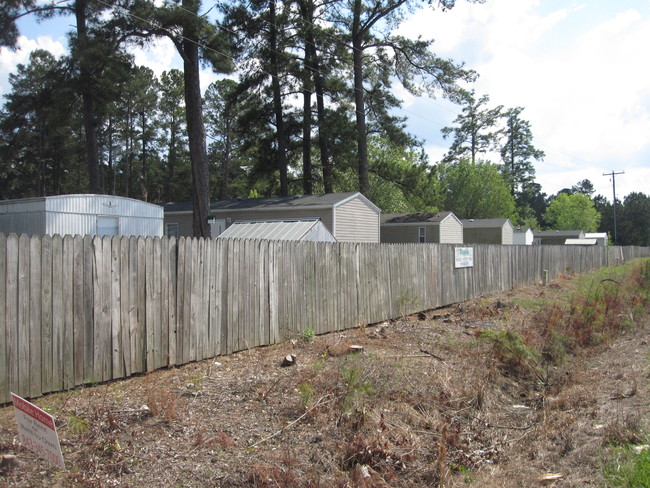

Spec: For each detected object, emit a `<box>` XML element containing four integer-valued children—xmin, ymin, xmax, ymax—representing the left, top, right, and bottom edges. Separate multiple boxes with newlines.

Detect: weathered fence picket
<box><xmin>1</xmin><ymin>233</ymin><xmax>649</xmax><ymax>403</ymax></box>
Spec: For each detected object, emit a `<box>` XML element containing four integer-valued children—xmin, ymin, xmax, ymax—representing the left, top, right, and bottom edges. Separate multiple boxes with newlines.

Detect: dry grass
<box><xmin>1</xmin><ymin>260</ymin><xmax>649</xmax><ymax>487</ymax></box>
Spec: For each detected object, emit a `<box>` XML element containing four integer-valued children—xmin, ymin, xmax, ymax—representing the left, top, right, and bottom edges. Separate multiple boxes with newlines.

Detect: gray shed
<box><xmin>461</xmin><ymin>218</ymin><xmax>514</xmax><ymax>245</ymax></box>
<box><xmin>533</xmin><ymin>230</ymin><xmax>585</xmax><ymax>245</ymax></box>
<box><xmin>217</xmin><ymin>218</ymin><xmax>336</xmax><ymax>242</ymax></box>
<box><xmin>163</xmin><ymin>192</ymin><xmax>380</xmax><ymax>243</ymax></box>
<box><xmin>380</xmin><ymin>211</ymin><xmax>463</xmax><ymax>244</ymax></box>
<box><xmin>0</xmin><ymin>194</ymin><xmax>163</xmax><ymax>237</ymax></box>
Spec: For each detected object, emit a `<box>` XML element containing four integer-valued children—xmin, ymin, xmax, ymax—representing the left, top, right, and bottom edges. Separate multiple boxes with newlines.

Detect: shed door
<box><xmin>97</xmin><ymin>216</ymin><xmax>119</xmax><ymax>236</ymax></box>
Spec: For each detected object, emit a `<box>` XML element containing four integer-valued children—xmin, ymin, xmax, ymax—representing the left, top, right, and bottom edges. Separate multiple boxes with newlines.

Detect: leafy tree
<box><xmin>441</xmin><ymin>92</ymin><xmax>502</xmax><ymax>164</ymax></box>
<box><xmin>156</xmin><ymin>69</ymin><xmax>190</xmax><ymax>202</ymax></box>
<box><xmin>570</xmin><ymin>179</ymin><xmax>596</xmax><ymax>197</ymax></box>
<box><xmin>499</xmin><ymin>107</ymin><xmax>544</xmax><ymax>197</ymax></box>
<box><xmin>619</xmin><ymin>192</ymin><xmax>650</xmax><ymax>246</ymax></box>
<box><xmin>2</xmin><ymin>0</ymin><xmax>131</xmax><ymax>194</ymax></box>
<box><xmin>439</xmin><ymin>158</ymin><xmax>515</xmax><ymax>219</ymax></box>
<box><xmin>543</xmin><ymin>192</ymin><xmax>600</xmax><ymax>232</ymax></box>
<box><xmin>0</xmin><ymin>49</ymin><xmax>85</xmax><ymax>198</ymax></box>
<box><xmin>204</xmin><ymin>79</ymin><xmax>250</xmax><ymax>200</ymax></box>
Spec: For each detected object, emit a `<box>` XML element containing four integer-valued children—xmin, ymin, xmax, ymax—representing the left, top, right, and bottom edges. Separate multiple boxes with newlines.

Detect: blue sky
<box><xmin>1</xmin><ymin>0</ymin><xmax>648</xmax><ymax>201</ymax></box>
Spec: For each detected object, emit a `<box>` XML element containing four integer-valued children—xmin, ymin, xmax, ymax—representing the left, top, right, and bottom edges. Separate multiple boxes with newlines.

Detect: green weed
<box><xmin>301</xmin><ymin>328</ymin><xmax>315</xmax><ymax>343</ymax></box>
<box><xmin>604</xmin><ymin>446</ymin><xmax>650</xmax><ymax>487</ymax></box>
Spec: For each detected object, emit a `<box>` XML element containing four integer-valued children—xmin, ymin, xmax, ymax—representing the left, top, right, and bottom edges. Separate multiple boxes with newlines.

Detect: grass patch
<box><xmin>604</xmin><ymin>446</ymin><xmax>650</xmax><ymax>487</ymax></box>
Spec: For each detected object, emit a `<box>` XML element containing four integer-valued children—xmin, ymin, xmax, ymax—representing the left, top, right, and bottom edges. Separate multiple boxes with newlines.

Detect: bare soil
<box><xmin>1</xmin><ymin>270</ymin><xmax>649</xmax><ymax>487</ymax></box>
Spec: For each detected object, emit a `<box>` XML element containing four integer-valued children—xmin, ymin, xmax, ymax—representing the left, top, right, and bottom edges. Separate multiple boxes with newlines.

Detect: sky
<box><xmin>1</xmin><ymin>0</ymin><xmax>648</xmax><ymax>201</ymax></box>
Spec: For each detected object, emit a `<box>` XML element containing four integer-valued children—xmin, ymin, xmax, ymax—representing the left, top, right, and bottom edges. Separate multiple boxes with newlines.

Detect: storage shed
<box><xmin>513</xmin><ymin>227</ymin><xmax>534</xmax><ymax>245</ymax></box>
<box><xmin>461</xmin><ymin>218</ymin><xmax>514</xmax><ymax>245</ymax></box>
<box><xmin>217</xmin><ymin>218</ymin><xmax>336</xmax><ymax>242</ymax></box>
<box><xmin>380</xmin><ymin>211</ymin><xmax>463</xmax><ymax>244</ymax></box>
<box><xmin>0</xmin><ymin>194</ymin><xmax>163</xmax><ymax>237</ymax></box>
<box><xmin>163</xmin><ymin>192</ymin><xmax>380</xmax><ymax>243</ymax></box>
<box><xmin>533</xmin><ymin>230</ymin><xmax>585</xmax><ymax>245</ymax></box>
<box><xmin>585</xmin><ymin>232</ymin><xmax>608</xmax><ymax>246</ymax></box>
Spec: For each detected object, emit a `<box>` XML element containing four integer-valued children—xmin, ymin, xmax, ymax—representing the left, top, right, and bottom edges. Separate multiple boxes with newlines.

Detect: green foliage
<box><xmin>340</xmin><ymin>362</ymin><xmax>374</xmax><ymax>413</ymax></box>
<box><xmin>478</xmin><ymin>329</ymin><xmax>543</xmax><ymax>380</ymax></box>
<box><xmin>441</xmin><ymin>92</ymin><xmax>502</xmax><ymax>164</ymax></box>
<box><xmin>604</xmin><ymin>446</ymin><xmax>650</xmax><ymax>487</ymax></box>
<box><xmin>67</xmin><ymin>414</ymin><xmax>89</xmax><ymax>435</ymax></box>
<box><xmin>543</xmin><ymin>192</ymin><xmax>601</xmax><ymax>232</ymax></box>
<box><xmin>298</xmin><ymin>382</ymin><xmax>315</xmax><ymax>409</ymax></box>
<box><xmin>440</xmin><ymin>158</ymin><xmax>516</xmax><ymax>219</ymax></box>
<box><xmin>301</xmin><ymin>328</ymin><xmax>315</xmax><ymax>343</ymax></box>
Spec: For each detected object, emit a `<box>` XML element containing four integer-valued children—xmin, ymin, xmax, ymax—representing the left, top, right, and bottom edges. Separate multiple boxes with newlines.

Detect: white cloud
<box><xmin>398</xmin><ymin>0</ymin><xmax>650</xmax><ymax>199</ymax></box>
<box><xmin>127</xmin><ymin>37</ymin><xmax>180</xmax><ymax>78</ymax></box>
<box><xmin>0</xmin><ymin>35</ymin><xmax>66</xmax><ymax>97</ymax></box>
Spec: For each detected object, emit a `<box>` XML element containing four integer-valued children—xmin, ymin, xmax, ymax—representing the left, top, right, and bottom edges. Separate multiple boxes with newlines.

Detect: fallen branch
<box><xmin>248</xmin><ymin>394</ymin><xmax>333</xmax><ymax>449</ymax></box>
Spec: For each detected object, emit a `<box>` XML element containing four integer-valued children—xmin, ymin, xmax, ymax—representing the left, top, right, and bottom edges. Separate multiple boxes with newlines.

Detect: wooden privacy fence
<box><xmin>1</xmin><ymin>232</ymin><xmax>649</xmax><ymax>403</ymax></box>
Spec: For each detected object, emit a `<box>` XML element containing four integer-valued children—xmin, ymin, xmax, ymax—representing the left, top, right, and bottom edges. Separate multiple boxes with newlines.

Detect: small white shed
<box><xmin>513</xmin><ymin>227</ymin><xmax>534</xmax><ymax>245</ymax></box>
<box><xmin>0</xmin><ymin>194</ymin><xmax>164</xmax><ymax>237</ymax></box>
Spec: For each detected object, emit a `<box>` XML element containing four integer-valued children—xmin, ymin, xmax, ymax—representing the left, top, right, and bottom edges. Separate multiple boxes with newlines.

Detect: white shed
<box><xmin>513</xmin><ymin>227</ymin><xmax>534</xmax><ymax>245</ymax></box>
<box><xmin>0</xmin><ymin>194</ymin><xmax>164</xmax><ymax>237</ymax></box>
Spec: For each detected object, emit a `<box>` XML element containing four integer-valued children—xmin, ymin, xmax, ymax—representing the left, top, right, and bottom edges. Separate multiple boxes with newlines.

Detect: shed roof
<box><xmin>163</xmin><ymin>192</ymin><xmax>379</xmax><ymax>214</ymax></box>
<box><xmin>513</xmin><ymin>227</ymin><xmax>532</xmax><ymax>233</ymax></box>
<box><xmin>461</xmin><ymin>218</ymin><xmax>511</xmax><ymax>228</ymax></box>
<box><xmin>381</xmin><ymin>211</ymin><xmax>454</xmax><ymax>224</ymax></box>
<box><xmin>217</xmin><ymin>218</ymin><xmax>336</xmax><ymax>241</ymax></box>
<box><xmin>565</xmin><ymin>238</ymin><xmax>597</xmax><ymax>245</ymax></box>
<box><xmin>533</xmin><ymin>230</ymin><xmax>584</xmax><ymax>238</ymax></box>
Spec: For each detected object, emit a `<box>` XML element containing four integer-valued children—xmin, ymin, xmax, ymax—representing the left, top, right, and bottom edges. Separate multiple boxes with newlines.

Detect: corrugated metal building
<box><xmin>217</xmin><ymin>218</ymin><xmax>336</xmax><ymax>242</ymax></box>
<box><xmin>380</xmin><ymin>211</ymin><xmax>463</xmax><ymax>244</ymax></box>
<box><xmin>0</xmin><ymin>195</ymin><xmax>163</xmax><ymax>237</ymax></box>
<box><xmin>163</xmin><ymin>192</ymin><xmax>381</xmax><ymax>243</ymax></box>
<box><xmin>461</xmin><ymin>218</ymin><xmax>514</xmax><ymax>245</ymax></box>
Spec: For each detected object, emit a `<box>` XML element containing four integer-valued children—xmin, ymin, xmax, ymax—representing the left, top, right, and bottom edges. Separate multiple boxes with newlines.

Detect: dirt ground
<box><xmin>1</xmin><ymin>267</ymin><xmax>649</xmax><ymax>487</ymax></box>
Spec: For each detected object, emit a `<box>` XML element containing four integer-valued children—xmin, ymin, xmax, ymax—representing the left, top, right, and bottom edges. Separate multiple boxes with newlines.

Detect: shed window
<box><xmin>419</xmin><ymin>227</ymin><xmax>426</xmax><ymax>243</ymax></box>
<box><xmin>165</xmin><ymin>223</ymin><xmax>179</xmax><ymax>238</ymax></box>
<box><xmin>97</xmin><ymin>216</ymin><xmax>119</xmax><ymax>236</ymax></box>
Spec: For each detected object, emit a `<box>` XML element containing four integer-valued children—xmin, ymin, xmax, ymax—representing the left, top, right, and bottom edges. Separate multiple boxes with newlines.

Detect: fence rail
<box><xmin>1</xmin><ymin>233</ymin><xmax>648</xmax><ymax>403</ymax></box>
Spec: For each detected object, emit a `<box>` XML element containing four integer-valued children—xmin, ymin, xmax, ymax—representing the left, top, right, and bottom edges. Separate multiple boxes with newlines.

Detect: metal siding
<box><xmin>0</xmin><ymin>195</ymin><xmax>162</xmax><ymax>237</ymax></box>
<box><xmin>214</xmin><ymin>208</ymin><xmax>334</xmax><ymax>233</ymax></box>
<box><xmin>334</xmin><ymin>196</ymin><xmax>379</xmax><ymax>243</ymax></box>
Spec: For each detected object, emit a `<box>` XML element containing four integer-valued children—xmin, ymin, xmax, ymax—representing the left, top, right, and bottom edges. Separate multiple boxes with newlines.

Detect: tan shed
<box><xmin>380</xmin><ymin>211</ymin><xmax>463</xmax><ymax>244</ymax></box>
<box><xmin>462</xmin><ymin>218</ymin><xmax>514</xmax><ymax>245</ymax></box>
<box><xmin>163</xmin><ymin>192</ymin><xmax>380</xmax><ymax>243</ymax></box>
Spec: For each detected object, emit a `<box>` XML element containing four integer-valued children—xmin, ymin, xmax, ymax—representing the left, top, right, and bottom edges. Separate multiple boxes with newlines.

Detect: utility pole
<box><xmin>603</xmin><ymin>170</ymin><xmax>624</xmax><ymax>244</ymax></box>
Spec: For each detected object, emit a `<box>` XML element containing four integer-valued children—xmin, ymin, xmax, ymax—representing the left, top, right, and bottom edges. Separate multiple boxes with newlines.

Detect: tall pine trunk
<box><xmin>352</xmin><ymin>0</ymin><xmax>369</xmax><ymax>195</ymax></box>
<box><xmin>182</xmin><ymin>3</ymin><xmax>210</xmax><ymax>237</ymax></box>
<box><xmin>269</xmin><ymin>0</ymin><xmax>289</xmax><ymax>196</ymax></box>
<box><xmin>75</xmin><ymin>0</ymin><xmax>101</xmax><ymax>194</ymax></box>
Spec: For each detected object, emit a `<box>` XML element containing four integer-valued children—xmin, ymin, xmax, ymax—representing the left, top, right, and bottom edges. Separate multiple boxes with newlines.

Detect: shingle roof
<box><xmin>163</xmin><ymin>192</ymin><xmax>372</xmax><ymax>213</ymax></box>
<box><xmin>461</xmin><ymin>218</ymin><xmax>510</xmax><ymax>228</ymax></box>
<box><xmin>381</xmin><ymin>211</ymin><xmax>453</xmax><ymax>224</ymax></box>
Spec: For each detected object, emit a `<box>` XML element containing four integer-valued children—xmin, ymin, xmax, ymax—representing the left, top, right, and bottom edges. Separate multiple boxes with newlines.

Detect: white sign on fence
<box><xmin>11</xmin><ymin>393</ymin><xmax>66</xmax><ymax>471</ymax></box>
<box><xmin>454</xmin><ymin>247</ymin><xmax>474</xmax><ymax>268</ymax></box>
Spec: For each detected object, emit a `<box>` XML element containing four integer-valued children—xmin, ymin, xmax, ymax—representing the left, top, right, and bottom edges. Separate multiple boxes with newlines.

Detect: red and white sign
<box><xmin>11</xmin><ymin>393</ymin><xmax>66</xmax><ymax>471</ymax></box>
